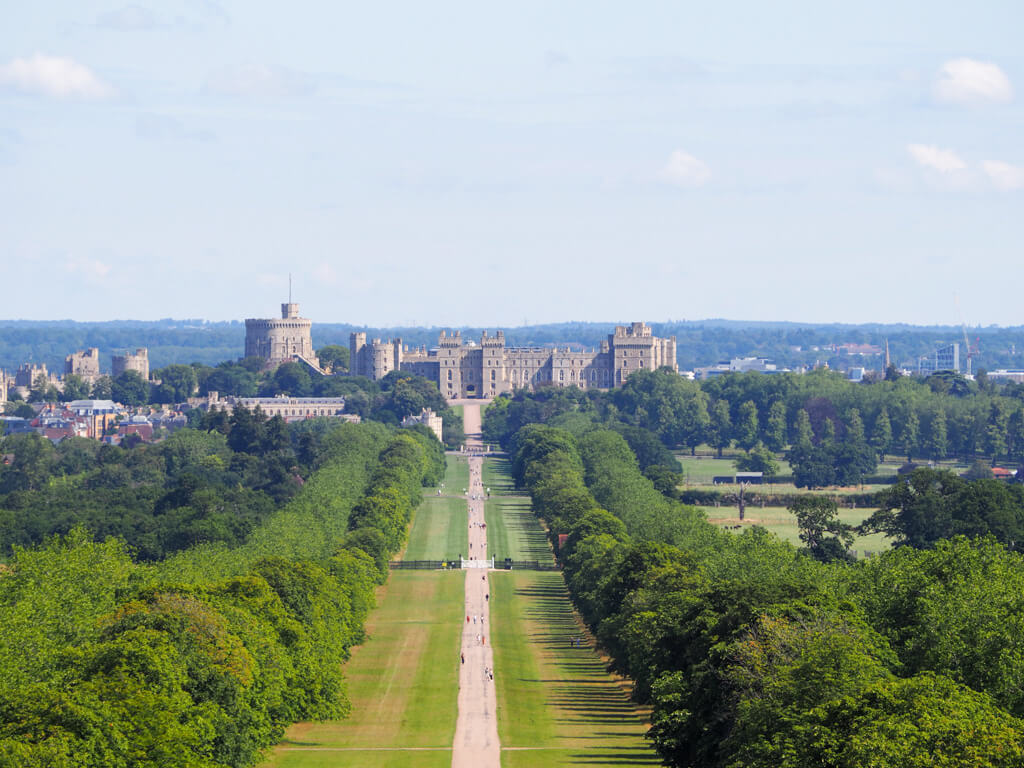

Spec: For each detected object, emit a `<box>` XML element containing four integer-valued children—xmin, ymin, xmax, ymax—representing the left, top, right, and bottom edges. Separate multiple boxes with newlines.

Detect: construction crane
<box><xmin>959</xmin><ymin>321</ymin><xmax>980</xmax><ymax>376</ymax></box>
<box><xmin>955</xmin><ymin>295</ymin><xmax>979</xmax><ymax>376</ymax></box>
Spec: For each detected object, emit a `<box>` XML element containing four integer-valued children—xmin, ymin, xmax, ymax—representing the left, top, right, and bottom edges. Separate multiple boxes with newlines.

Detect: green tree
<box><xmin>59</xmin><ymin>374</ymin><xmax>91</xmax><ymax>402</ymax></box>
<box><xmin>735</xmin><ymin>400</ymin><xmax>759</xmax><ymax>451</ymax></box>
<box><xmin>789</xmin><ymin>495</ymin><xmax>854</xmax><ymax>562</ymax></box>
<box><xmin>152</xmin><ymin>364</ymin><xmax>197</xmax><ymax>403</ymax></box>
<box><xmin>764</xmin><ymin>400</ymin><xmax>787</xmax><ymax>452</ymax></box>
<box><xmin>111</xmin><ymin>370</ymin><xmax>150</xmax><ymax>406</ymax></box>
<box><xmin>986</xmin><ymin>401</ymin><xmax>1010</xmax><ymax>461</ymax></box>
<box><xmin>316</xmin><ymin>345</ymin><xmax>349</xmax><ymax>373</ymax></box>
<box><xmin>821</xmin><ymin>415</ymin><xmax>837</xmax><ymax>445</ymax></box>
<box><xmin>734</xmin><ymin>444</ymin><xmax>779</xmax><ymax>480</ymax></box>
<box><xmin>925</xmin><ymin>407</ymin><xmax>948</xmax><ymax>460</ymax></box>
<box><xmin>793</xmin><ymin>408</ymin><xmax>813</xmax><ymax>449</ymax></box>
<box><xmin>707</xmin><ymin>400</ymin><xmax>732</xmax><ymax>458</ymax></box>
<box><xmin>90</xmin><ymin>375</ymin><xmax>113</xmax><ymax>399</ymax></box>
<box><xmin>262</xmin><ymin>362</ymin><xmax>312</xmax><ymax>397</ymax></box>
<box><xmin>871</xmin><ymin>407</ymin><xmax>893</xmax><ymax>460</ymax></box>
<box><xmin>28</xmin><ymin>374</ymin><xmax>58</xmax><ymax>403</ymax></box>
<box><xmin>900</xmin><ymin>409</ymin><xmax>920</xmax><ymax>460</ymax></box>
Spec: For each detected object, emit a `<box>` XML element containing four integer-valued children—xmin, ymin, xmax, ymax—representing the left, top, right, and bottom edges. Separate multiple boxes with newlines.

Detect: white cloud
<box><xmin>983</xmin><ymin>160</ymin><xmax>1024</xmax><ymax>191</ymax></box>
<box><xmin>933</xmin><ymin>58</ymin><xmax>1012</xmax><ymax>105</ymax></box>
<box><xmin>0</xmin><ymin>54</ymin><xmax>112</xmax><ymax>99</ymax></box>
<box><xmin>205</xmin><ymin>64</ymin><xmax>315</xmax><ymax>99</ymax></box>
<box><xmin>907</xmin><ymin>143</ymin><xmax>967</xmax><ymax>173</ymax></box>
<box><xmin>64</xmin><ymin>256</ymin><xmax>112</xmax><ymax>279</ymax></box>
<box><xmin>659</xmin><ymin>150</ymin><xmax>711</xmax><ymax>188</ymax></box>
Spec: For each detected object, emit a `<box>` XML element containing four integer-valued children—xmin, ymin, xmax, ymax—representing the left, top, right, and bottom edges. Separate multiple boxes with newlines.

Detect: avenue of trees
<box><xmin>0</xmin><ymin>419</ymin><xmax>444</xmax><ymax>766</ymax></box>
<box><xmin>498</xmin><ymin>415</ymin><xmax>1024</xmax><ymax>767</ymax></box>
<box><xmin>486</xmin><ymin>367</ymin><xmax>1024</xmax><ymax>490</ymax></box>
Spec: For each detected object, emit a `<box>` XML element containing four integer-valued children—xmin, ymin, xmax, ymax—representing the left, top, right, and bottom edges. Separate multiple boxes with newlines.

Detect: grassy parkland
<box><xmin>403</xmin><ymin>495</ymin><xmax>468</xmax><ymax>561</ymax></box>
<box><xmin>441</xmin><ymin>453</ymin><xmax>470</xmax><ymax>495</ymax></box>
<box><xmin>259</xmin><ymin>570</ymin><xmax>462</xmax><ymax>768</ymax></box>
<box><xmin>484</xmin><ymin>456</ymin><xmax>658</xmax><ymax>767</ymax></box>
<box><xmin>490</xmin><ymin>572</ymin><xmax>659</xmax><ymax>767</ymax></box>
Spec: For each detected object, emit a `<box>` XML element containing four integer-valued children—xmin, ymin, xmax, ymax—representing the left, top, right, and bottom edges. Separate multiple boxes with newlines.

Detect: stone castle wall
<box><xmin>112</xmin><ymin>348</ymin><xmax>149</xmax><ymax>380</ymax></box>
<box><xmin>245</xmin><ymin>303</ymin><xmax>316</xmax><ymax>367</ymax></box>
<box><xmin>351</xmin><ymin>322</ymin><xmax>676</xmax><ymax>398</ymax></box>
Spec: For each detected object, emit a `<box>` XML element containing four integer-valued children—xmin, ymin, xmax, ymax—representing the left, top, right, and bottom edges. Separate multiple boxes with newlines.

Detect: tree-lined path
<box><xmin>483</xmin><ymin>454</ymin><xmax>659</xmax><ymax>768</ymax></box>
<box><xmin>262</xmin><ymin>401</ymin><xmax>655</xmax><ymax>768</ymax></box>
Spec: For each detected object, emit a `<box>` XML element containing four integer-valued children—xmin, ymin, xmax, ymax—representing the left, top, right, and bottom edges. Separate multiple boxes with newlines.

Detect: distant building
<box><xmin>351</xmin><ymin>322</ymin><xmax>677</xmax><ymax>398</ymax></box>
<box><xmin>65</xmin><ymin>348</ymin><xmax>101</xmax><ymax>381</ymax></box>
<box><xmin>202</xmin><ymin>392</ymin><xmax>357</xmax><ymax>422</ymax></box>
<box><xmin>112</xmin><ymin>348</ymin><xmax>149</xmax><ymax>380</ymax></box>
<box><xmin>696</xmin><ymin>357</ymin><xmax>790</xmax><ymax>380</ymax></box>
<box><xmin>985</xmin><ymin>370</ymin><xmax>1024</xmax><ymax>384</ymax></box>
<box><xmin>14</xmin><ymin>363</ymin><xmax>52</xmax><ymax>389</ymax></box>
<box><xmin>918</xmin><ymin>343</ymin><xmax>960</xmax><ymax>375</ymax></box>
<box><xmin>244</xmin><ymin>301</ymin><xmax>319</xmax><ymax>370</ymax></box>
<box><xmin>402</xmin><ymin>408</ymin><xmax>443</xmax><ymax>441</ymax></box>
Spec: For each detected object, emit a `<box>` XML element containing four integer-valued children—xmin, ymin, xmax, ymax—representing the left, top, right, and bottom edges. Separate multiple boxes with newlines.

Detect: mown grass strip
<box><xmin>404</xmin><ymin>496</ymin><xmax>469</xmax><ymax>561</ymax></box>
<box><xmin>259</xmin><ymin>571</ymin><xmax>462</xmax><ymax>767</ymax></box>
<box><xmin>490</xmin><ymin>571</ymin><xmax>659</xmax><ymax>767</ymax></box>
<box><xmin>441</xmin><ymin>454</ymin><xmax>470</xmax><ymax>495</ymax></box>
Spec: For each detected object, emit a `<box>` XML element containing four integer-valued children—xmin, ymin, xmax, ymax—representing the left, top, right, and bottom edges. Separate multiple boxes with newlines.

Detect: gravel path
<box><xmin>451</xmin><ymin>402</ymin><xmax>500</xmax><ymax>768</ymax></box>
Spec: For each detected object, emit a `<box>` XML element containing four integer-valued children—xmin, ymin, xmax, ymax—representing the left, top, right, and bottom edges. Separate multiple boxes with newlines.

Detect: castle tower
<box><xmin>244</xmin><ymin>300</ymin><xmax>316</xmax><ymax>368</ymax></box>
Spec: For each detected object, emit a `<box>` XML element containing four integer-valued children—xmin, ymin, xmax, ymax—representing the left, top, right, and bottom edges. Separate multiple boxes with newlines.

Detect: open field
<box><xmin>675</xmin><ymin>451</ymin><xmax>970</xmax><ymax>492</ymax></box>
<box><xmin>490</xmin><ymin>571</ymin><xmax>659</xmax><ymax>767</ymax></box>
<box><xmin>482</xmin><ymin>454</ymin><xmax>517</xmax><ymax>494</ymax></box>
<box><xmin>484</xmin><ymin>457</ymin><xmax>551</xmax><ymax>563</ymax></box>
<box><xmin>441</xmin><ymin>453</ymin><xmax>470</xmax><ymax>495</ymax></box>
<box><xmin>703</xmin><ymin>505</ymin><xmax>891</xmax><ymax>554</ymax></box>
<box><xmin>259</xmin><ymin>571</ymin><xmax>463</xmax><ymax>768</ymax></box>
<box><xmin>403</xmin><ymin>495</ymin><xmax>469</xmax><ymax>561</ymax></box>
<box><xmin>485</xmin><ymin>494</ymin><xmax>551</xmax><ymax>563</ymax></box>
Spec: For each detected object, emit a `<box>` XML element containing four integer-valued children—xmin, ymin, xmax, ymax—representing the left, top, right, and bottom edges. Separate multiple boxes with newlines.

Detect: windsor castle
<box><xmin>244</xmin><ymin>302</ymin><xmax>677</xmax><ymax>398</ymax></box>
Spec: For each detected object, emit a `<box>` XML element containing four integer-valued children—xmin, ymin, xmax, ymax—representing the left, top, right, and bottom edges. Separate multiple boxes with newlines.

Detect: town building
<box><xmin>350</xmin><ymin>322</ymin><xmax>677</xmax><ymax>398</ymax></box>
<box><xmin>112</xmin><ymin>348</ymin><xmax>150</xmax><ymax>380</ymax></box>
<box><xmin>201</xmin><ymin>392</ymin><xmax>359</xmax><ymax>423</ymax></box>
<box><xmin>65</xmin><ymin>348</ymin><xmax>101</xmax><ymax>381</ymax></box>
<box><xmin>401</xmin><ymin>408</ymin><xmax>443</xmax><ymax>441</ymax></box>
<box><xmin>695</xmin><ymin>357</ymin><xmax>791</xmax><ymax>380</ymax></box>
<box><xmin>918</xmin><ymin>343</ymin><xmax>960</xmax><ymax>375</ymax></box>
<box><xmin>244</xmin><ymin>302</ymin><xmax>320</xmax><ymax>370</ymax></box>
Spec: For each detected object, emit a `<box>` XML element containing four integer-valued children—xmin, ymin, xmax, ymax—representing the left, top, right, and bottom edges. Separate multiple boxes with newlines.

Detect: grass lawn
<box><xmin>484</xmin><ymin>457</ymin><xmax>551</xmax><ymax>563</ymax></box>
<box><xmin>490</xmin><ymin>571</ymin><xmax>659</xmax><ymax>767</ymax></box>
<box><xmin>441</xmin><ymin>454</ymin><xmax>470</xmax><ymax>495</ymax></box>
<box><xmin>403</xmin><ymin>496</ymin><xmax>468</xmax><ymax>561</ymax></box>
<box><xmin>482</xmin><ymin>454</ymin><xmax>517</xmax><ymax>494</ymax></box>
<box><xmin>259</xmin><ymin>571</ymin><xmax>463</xmax><ymax>768</ymax></box>
<box><xmin>485</xmin><ymin>494</ymin><xmax>551</xmax><ymax>563</ymax></box>
<box><xmin>703</xmin><ymin>505</ymin><xmax>891</xmax><ymax>555</ymax></box>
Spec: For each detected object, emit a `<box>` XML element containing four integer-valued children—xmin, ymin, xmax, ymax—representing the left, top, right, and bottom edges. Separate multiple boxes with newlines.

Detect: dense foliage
<box><xmin>495</xmin><ymin>404</ymin><xmax>1024</xmax><ymax>767</ymax></box>
<box><xmin>0</xmin><ymin>419</ymin><xmax>443</xmax><ymax>766</ymax></box>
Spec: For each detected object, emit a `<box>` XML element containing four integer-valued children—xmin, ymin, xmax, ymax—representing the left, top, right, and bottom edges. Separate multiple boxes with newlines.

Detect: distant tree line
<box><xmin>6</xmin><ymin>318</ymin><xmax>1024</xmax><ymax>377</ymax></box>
<box><xmin>500</xmin><ymin>417</ymin><xmax>1024</xmax><ymax>767</ymax></box>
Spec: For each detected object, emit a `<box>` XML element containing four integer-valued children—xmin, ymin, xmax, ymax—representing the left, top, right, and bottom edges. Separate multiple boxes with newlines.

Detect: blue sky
<box><xmin>1</xmin><ymin>2</ymin><xmax>1021</xmax><ymax>327</ymax></box>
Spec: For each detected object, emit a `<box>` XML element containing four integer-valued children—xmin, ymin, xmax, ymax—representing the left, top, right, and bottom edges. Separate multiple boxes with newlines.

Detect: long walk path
<box><xmin>451</xmin><ymin>401</ymin><xmax>500</xmax><ymax>767</ymax></box>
